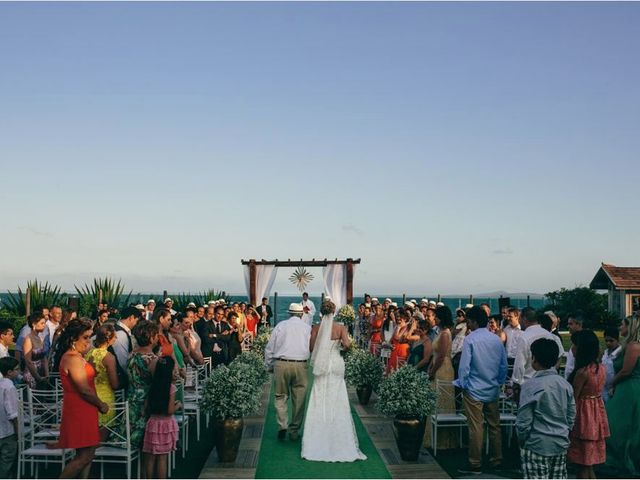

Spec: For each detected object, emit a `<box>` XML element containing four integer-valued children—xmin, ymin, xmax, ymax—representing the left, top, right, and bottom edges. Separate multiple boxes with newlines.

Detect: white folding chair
<box><xmin>173</xmin><ymin>380</ymin><xmax>190</xmax><ymax>460</ymax></box>
<box><xmin>241</xmin><ymin>331</ymin><xmax>253</xmax><ymax>352</ymax></box>
<box><xmin>93</xmin><ymin>400</ymin><xmax>140</xmax><ymax>479</ymax></box>
<box><xmin>183</xmin><ymin>368</ymin><xmax>201</xmax><ymax>441</ymax></box>
<box><xmin>486</xmin><ymin>385</ymin><xmax>517</xmax><ymax>453</ymax></box>
<box><xmin>18</xmin><ymin>387</ymin><xmax>74</xmax><ymax>479</ymax></box>
<box><xmin>430</xmin><ymin>379</ymin><xmax>467</xmax><ymax>457</ymax></box>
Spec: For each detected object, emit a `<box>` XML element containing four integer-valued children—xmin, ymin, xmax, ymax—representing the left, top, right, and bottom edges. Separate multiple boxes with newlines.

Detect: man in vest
<box><xmin>110</xmin><ymin>306</ymin><xmax>141</xmax><ymax>390</ymax></box>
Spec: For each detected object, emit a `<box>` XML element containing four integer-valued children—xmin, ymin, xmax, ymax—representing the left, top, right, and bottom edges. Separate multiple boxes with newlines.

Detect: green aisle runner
<box><xmin>254</xmin><ymin>372</ymin><xmax>391</xmax><ymax>479</ymax></box>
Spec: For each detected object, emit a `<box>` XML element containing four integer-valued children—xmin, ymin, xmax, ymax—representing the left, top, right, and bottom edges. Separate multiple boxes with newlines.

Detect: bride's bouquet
<box><xmin>334</xmin><ymin>304</ymin><xmax>356</xmax><ymax>328</ymax></box>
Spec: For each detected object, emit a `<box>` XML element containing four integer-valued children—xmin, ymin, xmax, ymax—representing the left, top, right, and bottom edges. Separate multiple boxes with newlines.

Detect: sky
<box><xmin>1</xmin><ymin>2</ymin><xmax>639</xmax><ymax>296</ymax></box>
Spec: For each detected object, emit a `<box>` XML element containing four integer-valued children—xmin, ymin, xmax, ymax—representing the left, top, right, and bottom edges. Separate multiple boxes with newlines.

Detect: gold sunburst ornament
<box><xmin>289</xmin><ymin>267</ymin><xmax>314</xmax><ymax>292</ymax></box>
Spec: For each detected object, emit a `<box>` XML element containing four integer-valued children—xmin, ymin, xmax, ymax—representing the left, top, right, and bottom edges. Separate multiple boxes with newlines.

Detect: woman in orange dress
<box><xmin>369</xmin><ymin>304</ymin><xmax>385</xmax><ymax>356</ymax></box>
<box><xmin>386</xmin><ymin>309</ymin><xmax>411</xmax><ymax>374</ymax></box>
<box><xmin>54</xmin><ymin>318</ymin><xmax>109</xmax><ymax>478</ymax></box>
<box><xmin>245</xmin><ymin>306</ymin><xmax>259</xmax><ymax>337</ymax></box>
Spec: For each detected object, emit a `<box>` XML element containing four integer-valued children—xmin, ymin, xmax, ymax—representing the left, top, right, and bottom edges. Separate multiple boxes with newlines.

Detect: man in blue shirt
<box><xmin>454</xmin><ymin>306</ymin><xmax>508</xmax><ymax>475</ymax></box>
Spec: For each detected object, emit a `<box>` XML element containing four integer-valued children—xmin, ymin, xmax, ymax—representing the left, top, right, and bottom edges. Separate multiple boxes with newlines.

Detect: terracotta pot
<box><xmin>356</xmin><ymin>385</ymin><xmax>373</xmax><ymax>405</ymax></box>
<box><xmin>392</xmin><ymin>415</ymin><xmax>426</xmax><ymax>461</ymax></box>
<box><xmin>214</xmin><ymin>418</ymin><xmax>244</xmax><ymax>463</ymax></box>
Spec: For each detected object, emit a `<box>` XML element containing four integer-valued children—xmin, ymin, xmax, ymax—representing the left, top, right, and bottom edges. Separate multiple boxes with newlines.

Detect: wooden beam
<box><xmin>240</xmin><ymin>258</ymin><xmax>361</xmax><ymax>267</ymax></box>
<box><xmin>249</xmin><ymin>260</ymin><xmax>257</xmax><ymax>306</ymax></box>
<box><xmin>346</xmin><ymin>258</ymin><xmax>354</xmax><ymax>305</ymax></box>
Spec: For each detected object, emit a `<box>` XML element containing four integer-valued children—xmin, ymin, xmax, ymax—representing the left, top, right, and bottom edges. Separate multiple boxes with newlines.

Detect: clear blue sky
<box><xmin>1</xmin><ymin>2</ymin><xmax>639</xmax><ymax>295</ymax></box>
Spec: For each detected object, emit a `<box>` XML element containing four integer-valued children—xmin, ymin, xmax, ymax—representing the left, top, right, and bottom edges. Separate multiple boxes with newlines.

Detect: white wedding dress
<box><xmin>301</xmin><ymin>314</ymin><xmax>367</xmax><ymax>462</ymax></box>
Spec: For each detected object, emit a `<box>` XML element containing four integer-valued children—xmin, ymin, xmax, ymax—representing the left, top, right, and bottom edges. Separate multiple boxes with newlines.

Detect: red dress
<box><xmin>567</xmin><ymin>364</ymin><xmax>610</xmax><ymax>466</ymax></box>
<box><xmin>369</xmin><ymin>316</ymin><xmax>384</xmax><ymax>355</ymax></box>
<box><xmin>386</xmin><ymin>339</ymin><xmax>410</xmax><ymax>374</ymax></box>
<box><xmin>58</xmin><ymin>360</ymin><xmax>100</xmax><ymax>449</ymax></box>
<box><xmin>246</xmin><ymin>312</ymin><xmax>258</xmax><ymax>336</ymax></box>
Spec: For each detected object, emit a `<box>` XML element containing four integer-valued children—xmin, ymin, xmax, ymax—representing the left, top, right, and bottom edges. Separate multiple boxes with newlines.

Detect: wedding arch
<box><xmin>240</xmin><ymin>258</ymin><xmax>361</xmax><ymax>309</ymax></box>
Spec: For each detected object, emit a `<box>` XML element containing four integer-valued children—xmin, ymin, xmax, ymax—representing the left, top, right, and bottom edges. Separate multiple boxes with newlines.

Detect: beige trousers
<box><xmin>273</xmin><ymin>360</ymin><xmax>308</xmax><ymax>434</ymax></box>
<box><xmin>463</xmin><ymin>392</ymin><xmax>502</xmax><ymax>468</ymax></box>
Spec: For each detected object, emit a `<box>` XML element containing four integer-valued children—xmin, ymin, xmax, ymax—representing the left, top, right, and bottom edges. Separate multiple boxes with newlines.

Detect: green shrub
<box><xmin>201</xmin><ymin>363</ymin><xmax>263</xmax><ymax>420</ymax></box>
<box><xmin>229</xmin><ymin>351</ymin><xmax>268</xmax><ymax>386</ymax></box>
<box><xmin>3</xmin><ymin>280</ymin><xmax>66</xmax><ymax>316</ymax></box>
<box><xmin>75</xmin><ymin>277</ymin><xmax>132</xmax><ymax>316</ymax></box>
<box><xmin>376</xmin><ymin>365</ymin><xmax>438</xmax><ymax>419</ymax></box>
<box><xmin>252</xmin><ymin>328</ymin><xmax>272</xmax><ymax>357</ymax></box>
<box><xmin>345</xmin><ymin>349</ymin><xmax>384</xmax><ymax>390</ymax></box>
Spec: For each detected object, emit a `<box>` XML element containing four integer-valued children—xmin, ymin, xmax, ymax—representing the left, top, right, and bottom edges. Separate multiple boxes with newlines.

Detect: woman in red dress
<box><xmin>245</xmin><ymin>306</ymin><xmax>259</xmax><ymax>337</ymax></box>
<box><xmin>567</xmin><ymin>330</ymin><xmax>610</xmax><ymax>479</ymax></box>
<box><xmin>54</xmin><ymin>318</ymin><xmax>109</xmax><ymax>478</ymax></box>
<box><xmin>386</xmin><ymin>309</ymin><xmax>411</xmax><ymax>374</ymax></box>
<box><xmin>369</xmin><ymin>304</ymin><xmax>385</xmax><ymax>356</ymax></box>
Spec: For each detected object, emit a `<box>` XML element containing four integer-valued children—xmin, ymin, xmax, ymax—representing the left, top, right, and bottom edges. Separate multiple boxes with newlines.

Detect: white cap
<box><xmin>384</xmin><ymin>298</ymin><xmax>392</xmax><ymax>303</ymax></box>
<box><xmin>436</xmin><ymin>301</ymin><xmax>445</xmax><ymax>307</ymax></box>
<box><xmin>420</xmin><ymin>298</ymin><xmax>429</xmax><ymax>306</ymax></box>
<box><xmin>465</xmin><ymin>303</ymin><xmax>474</xmax><ymax>309</ymax></box>
<box><xmin>208</xmin><ymin>300</ymin><xmax>216</xmax><ymax>305</ymax></box>
<box><xmin>135</xmin><ymin>304</ymin><xmax>145</xmax><ymax>310</ymax></box>
<box><xmin>187</xmin><ymin>302</ymin><xmax>196</xmax><ymax>308</ymax></box>
<box><xmin>429</xmin><ymin>300</ymin><xmax>437</xmax><ymax>306</ymax></box>
<box><xmin>288</xmin><ymin>303</ymin><xmax>304</xmax><ymax>314</ymax></box>
<box><xmin>164</xmin><ymin>298</ymin><xmax>172</xmax><ymax>304</ymax></box>
<box><xmin>390</xmin><ymin>302</ymin><xmax>398</xmax><ymax>308</ymax></box>
<box><xmin>147</xmin><ymin>299</ymin><xmax>156</xmax><ymax>305</ymax></box>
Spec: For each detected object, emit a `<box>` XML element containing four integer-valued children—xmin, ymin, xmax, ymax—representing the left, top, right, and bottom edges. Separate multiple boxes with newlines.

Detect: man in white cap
<box><xmin>264</xmin><ymin>303</ymin><xmax>311</xmax><ymax>441</ymax></box>
<box><xmin>300</xmin><ymin>292</ymin><xmax>316</xmax><ymax>326</ymax></box>
<box><xmin>145</xmin><ymin>299</ymin><xmax>156</xmax><ymax>321</ymax></box>
<box><xmin>164</xmin><ymin>298</ymin><xmax>177</xmax><ymax>316</ymax></box>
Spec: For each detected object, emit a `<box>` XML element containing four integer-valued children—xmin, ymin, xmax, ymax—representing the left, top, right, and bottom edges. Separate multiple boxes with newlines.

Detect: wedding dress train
<box><xmin>301</xmin><ymin>314</ymin><xmax>367</xmax><ymax>462</ymax></box>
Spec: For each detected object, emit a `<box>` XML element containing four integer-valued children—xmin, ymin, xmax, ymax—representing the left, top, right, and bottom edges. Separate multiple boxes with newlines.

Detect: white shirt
<box><xmin>511</xmin><ymin>324</ymin><xmax>564</xmax><ymax>386</ymax></box>
<box><xmin>0</xmin><ymin>377</ymin><xmax>18</xmax><ymax>439</ymax></box>
<box><xmin>45</xmin><ymin>320</ymin><xmax>59</xmax><ymax>346</ymax></box>
<box><xmin>264</xmin><ymin>316</ymin><xmax>311</xmax><ymax>369</ymax></box>
<box><xmin>504</xmin><ymin>323</ymin><xmax>523</xmax><ymax>359</ymax></box>
<box><xmin>187</xmin><ymin>329</ymin><xmax>202</xmax><ymax>354</ymax></box>
<box><xmin>564</xmin><ymin>348</ymin><xmax>575</xmax><ymax>380</ymax></box>
<box><xmin>0</xmin><ymin>344</ymin><xmax>8</xmax><ymax>359</ymax></box>
<box><xmin>112</xmin><ymin>321</ymin><xmax>133</xmax><ymax>371</ymax></box>
<box><xmin>301</xmin><ymin>299</ymin><xmax>316</xmax><ymax>326</ymax></box>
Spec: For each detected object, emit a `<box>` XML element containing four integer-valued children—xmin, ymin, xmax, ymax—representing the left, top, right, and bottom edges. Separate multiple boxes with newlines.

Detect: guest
<box><xmin>226</xmin><ymin>311</ymin><xmax>243</xmax><ymax>362</ymax></box>
<box><xmin>503</xmin><ymin>307</ymin><xmax>523</xmax><ymax>367</ymax></box>
<box><xmin>454</xmin><ymin>306</ymin><xmax>507</xmax><ymax>475</ymax></box>
<box><xmin>22</xmin><ymin>313</ymin><xmax>49</xmax><ymax>389</ymax></box>
<box><xmin>545</xmin><ymin>311</ymin><xmax>562</xmax><ymax>339</ymax></box>
<box><xmin>425</xmin><ymin>306</ymin><xmax>439</xmax><ymax>342</ymax></box>
<box><xmin>424</xmin><ymin>306</ymin><xmax>457</xmax><ymax>450</ymax></box>
<box><xmin>0</xmin><ymin>322</ymin><xmax>14</xmax><ymax>359</ymax></box>
<box><xmin>144</xmin><ymin>299</ymin><xmax>156</xmax><ymax>321</ymax></box>
<box><xmin>110</xmin><ymin>306</ymin><xmax>140</xmax><ymax>393</ymax></box>
<box><xmin>512</xmin><ymin>309</ymin><xmax>564</xmax><ymax>395</ymax></box>
<box><xmin>516</xmin><ymin>338</ymin><xmax>575</xmax><ymax>480</ymax></box>
<box><xmin>45</xmin><ymin>305</ymin><xmax>63</xmax><ymax>346</ymax></box>
<box><xmin>601</xmin><ymin>326</ymin><xmax>621</xmax><ymax>403</ymax></box>
<box><xmin>180</xmin><ymin>311</ymin><xmax>204</xmax><ymax>365</ymax></box>
<box><xmin>199</xmin><ymin>306</ymin><xmax>231</xmax><ymax>368</ymax></box>
<box><xmin>195</xmin><ymin>306</ymin><xmax>214</xmax><ymax>357</ymax></box>
<box><xmin>0</xmin><ymin>357</ymin><xmax>20</xmax><ymax>478</ymax></box>
<box><xmin>605</xmin><ymin>315</ymin><xmax>640</xmax><ymax>477</ymax></box>
<box><xmin>127</xmin><ymin>320</ymin><xmax>159</xmax><ymax>451</ymax></box>
<box><xmin>451</xmin><ymin>308</ymin><xmax>468</xmax><ymax>377</ymax></box>
<box><xmin>94</xmin><ymin>309</ymin><xmax>110</xmax><ymax>329</ymax></box>
<box><xmin>369</xmin><ymin>304</ymin><xmax>385</xmax><ymax>356</ymax></box>
<box><xmin>86</xmin><ymin>324</ymin><xmax>119</xmax><ymax>431</ymax></box>
<box><xmin>258</xmin><ymin>297</ymin><xmax>273</xmax><ymax>327</ymax></box>
<box><xmin>170</xmin><ymin>315</ymin><xmax>191</xmax><ymax>365</ymax></box>
<box><xmin>357</xmin><ymin>304</ymin><xmax>372</xmax><ymax>349</ymax></box>
<box><xmin>152</xmin><ymin>309</ymin><xmax>177</xmax><ymax>358</ymax></box>
<box><xmin>143</xmin><ymin>357</ymin><xmax>180</xmax><ymax>479</ymax></box>
<box><xmin>407</xmin><ymin>319</ymin><xmax>431</xmax><ymax>372</ymax></box>
<box><xmin>54</xmin><ymin>318</ymin><xmax>108</xmax><ymax>479</ymax></box>
<box><xmin>15</xmin><ymin>306</ymin><xmax>49</xmax><ymax>364</ymax></box>
<box><xmin>49</xmin><ymin>308</ymin><xmax>77</xmax><ymax>369</ymax></box>
<box><xmin>380</xmin><ymin>308</ymin><xmax>397</xmax><ymax>364</ymax></box>
<box><xmin>386</xmin><ymin>309</ymin><xmax>411</xmax><ymax>373</ymax></box>
<box><xmin>564</xmin><ymin>313</ymin><xmax>585</xmax><ymax>380</ymax></box>
<box><xmin>487</xmin><ymin>316</ymin><xmax>507</xmax><ymax>344</ymax></box>
<box><xmin>567</xmin><ymin>330</ymin><xmax>609</xmax><ymax>479</ymax></box>
<box><xmin>245</xmin><ymin>305</ymin><xmax>260</xmax><ymax>337</ymax></box>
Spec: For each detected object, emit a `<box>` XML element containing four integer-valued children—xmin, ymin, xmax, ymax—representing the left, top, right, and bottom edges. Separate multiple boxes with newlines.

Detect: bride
<box><xmin>301</xmin><ymin>300</ymin><xmax>367</xmax><ymax>462</ymax></box>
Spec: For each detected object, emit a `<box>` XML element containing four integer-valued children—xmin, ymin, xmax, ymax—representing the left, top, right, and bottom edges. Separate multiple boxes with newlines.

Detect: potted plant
<box><xmin>376</xmin><ymin>365</ymin><xmax>438</xmax><ymax>461</ymax></box>
<box><xmin>345</xmin><ymin>349</ymin><xmax>384</xmax><ymax>405</ymax></box>
<box><xmin>229</xmin><ymin>351</ymin><xmax>269</xmax><ymax>386</ymax></box>
<box><xmin>252</xmin><ymin>326</ymin><xmax>272</xmax><ymax>357</ymax></box>
<box><xmin>201</xmin><ymin>362</ymin><xmax>263</xmax><ymax>462</ymax></box>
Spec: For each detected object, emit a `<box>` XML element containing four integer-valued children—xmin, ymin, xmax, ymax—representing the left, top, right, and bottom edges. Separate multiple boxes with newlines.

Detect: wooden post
<box><xmin>163</xmin><ymin>290</ymin><xmax>168</xmax><ymax>301</ymax></box>
<box><xmin>402</xmin><ymin>293</ymin><xmax>406</xmax><ymax>306</ymax></box>
<box><xmin>527</xmin><ymin>295</ymin><xmax>530</xmax><ymax>307</ymax></box>
<box><xmin>437</xmin><ymin>293</ymin><xmax>441</xmax><ymax>303</ymax></box>
<box><xmin>98</xmin><ymin>289</ymin><xmax>103</xmax><ymax>306</ymax></box>
<box><xmin>321</xmin><ymin>293</ymin><xmax>325</xmax><ymax>305</ymax></box>
<box><xmin>249</xmin><ymin>260</ymin><xmax>257</xmax><ymax>306</ymax></box>
<box><xmin>273</xmin><ymin>292</ymin><xmax>278</xmax><ymax>325</ymax></box>
<box><xmin>346</xmin><ymin>258</ymin><xmax>354</xmax><ymax>305</ymax></box>
<box><xmin>469</xmin><ymin>294</ymin><xmax>474</xmax><ymax>305</ymax></box>
<box><xmin>25</xmin><ymin>288</ymin><xmax>31</xmax><ymax>319</ymax></box>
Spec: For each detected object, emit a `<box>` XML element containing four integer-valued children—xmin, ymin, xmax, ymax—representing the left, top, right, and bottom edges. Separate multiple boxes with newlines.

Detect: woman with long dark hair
<box><xmin>54</xmin><ymin>318</ymin><xmax>108</xmax><ymax>478</ymax></box>
<box><xmin>567</xmin><ymin>330</ymin><xmax>610</xmax><ymax>479</ymax></box>
<box><xmin>22</xmin><ymin>313</ymin><xmax>49</xmax><ymax>389</ymax></box>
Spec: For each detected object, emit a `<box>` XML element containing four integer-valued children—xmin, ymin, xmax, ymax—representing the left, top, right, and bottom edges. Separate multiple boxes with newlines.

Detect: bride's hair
<box><xmin>320</xmin><ymin>300</ymin><xmax>336</xmax><ymax>315</ymax></box>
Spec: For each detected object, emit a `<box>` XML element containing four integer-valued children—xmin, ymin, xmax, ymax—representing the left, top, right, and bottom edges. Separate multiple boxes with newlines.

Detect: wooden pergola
<box><xmin>241</xmin><ymin>258</ymin><xmax>361</xmax><ymax>306</ymax></box>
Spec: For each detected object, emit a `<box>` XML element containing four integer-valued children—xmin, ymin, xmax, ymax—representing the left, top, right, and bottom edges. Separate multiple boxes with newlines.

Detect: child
<box><xmin>143</xmin><ymin>356</ymin><xmax>180</xmax><ymax>479</ymax></box>
<box><xmin>567</xmin><ymin>330</ymin><xmax>610</xmax><ymax>479</ymax></box>
<box><xmin>516</xmin><ymin>338</ymin><xmax>576</xmax><ymax>479</ymax></box>
<box><xmin>0</xmin><ymin>322</ymin><xmax>14</xmax><ymax>359</ymax></box>
<box><xmin>0</xmin><ymin>357</ymin><xmax>20</xmax><ymax>478</ymax></box>
<box><xmin>601</xmin><ymin>326</ymin><xmax>621</xmax><ymax>403</ymax></box>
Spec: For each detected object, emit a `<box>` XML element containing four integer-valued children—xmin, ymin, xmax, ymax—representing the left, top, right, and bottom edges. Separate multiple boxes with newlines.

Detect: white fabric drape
<box><xmin>322</xmin><ymin>264</ymin><xmax>350</xmax><ymax>310</ymax></box>
<box><xmin>243</xmin><ymin>265</ymin><xmax>278</xmax><ymax>304</ymax></box>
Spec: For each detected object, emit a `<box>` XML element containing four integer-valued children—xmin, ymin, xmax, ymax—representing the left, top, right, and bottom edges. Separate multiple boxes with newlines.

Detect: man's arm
<box><xmin>498</xmin><ymin>343</ymin><xmax>508</xmax><ymax>385</ymax></box>
<box><xmin>516</xmin><ymin>385</ymin><xmax>535</xmax><ymax>448</ymax></box>
<box><xmin>511</xmin><ymin>336</ymin><xmax>526</xmax><ymax>386</ymax></box>
<box><xmin>264</xmin><ymin>327</ymin><xmax>279</xmax><ymax>370</ymax></box>
<box><xmin>111</xmin><ymin>332</ymin><xmax>129</xmax><ymax>370</ymax></box>
<box><xmin>453</xmin><ymin>340</ymin><xmax>472</xmax><ymax>389</ymax></box>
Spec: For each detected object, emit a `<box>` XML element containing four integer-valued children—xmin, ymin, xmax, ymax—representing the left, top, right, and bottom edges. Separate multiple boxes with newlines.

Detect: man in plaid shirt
<box><xmin>516</xmin><ymin>338</ymin><xmax>576</xmax><ymax>479</ymax></box>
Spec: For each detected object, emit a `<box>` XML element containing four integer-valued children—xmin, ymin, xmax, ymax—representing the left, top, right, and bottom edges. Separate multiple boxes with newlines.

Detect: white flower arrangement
<box><xmin>229</xmin><ymin>351</ymin><xmax>269</xmax><ymax>386</ymax></box>
<box><xmin>376</xmin><ymin>365</ymin><xmax>438</xmax><ymax>419</ymax></box>
<box><xmin>252</xmin><ymin>327</ymin><xmax>272</xmax><ymax>357</ymax></box>
<box><xmin>345</xmin><ymin>349</ymin><xmax>385</xmax><ymax>390</ymax></box>
<box><xmin>201</xmin><ymin>362</ymin><xmax>263</xmax><ymax>420</ymax></box>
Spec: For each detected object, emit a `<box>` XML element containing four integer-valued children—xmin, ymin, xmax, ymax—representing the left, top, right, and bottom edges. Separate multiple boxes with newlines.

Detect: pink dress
<box><xmin>142</xmin><ymin>384</ymin><xmax>178</xmax><ymax>455</ymax></box>
<box><xmin>567</xmin><ymin>364</ymin><xmax>610</xmax><ymax>466</ymax></box>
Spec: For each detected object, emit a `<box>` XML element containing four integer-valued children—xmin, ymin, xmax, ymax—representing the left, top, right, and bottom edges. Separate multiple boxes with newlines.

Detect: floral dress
<box><xmin>23</xmin><ymin>333</ymin><xmax>47</xmax><ymax>389</ymax></box>
<box><xmin>127</xmin><ymin>352</ymin><xmax>156</xmax><ymax>449</ymax></box>
<box><xmin>85</xmin><ymin>347</ymin><xmax>115</xmax><ymax>426</ymax></box>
